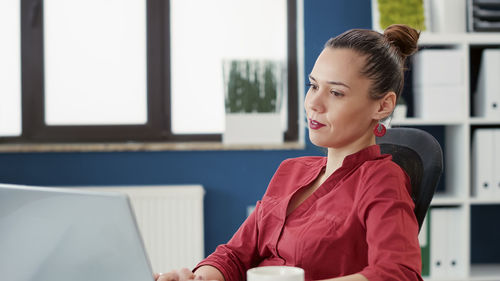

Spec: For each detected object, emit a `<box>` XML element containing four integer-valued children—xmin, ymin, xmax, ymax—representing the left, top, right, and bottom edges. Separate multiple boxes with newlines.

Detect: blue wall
<box><xmin>0</xmin><ymin>0</ymin><xmax>373</xmax><ymax>255</ymax></box>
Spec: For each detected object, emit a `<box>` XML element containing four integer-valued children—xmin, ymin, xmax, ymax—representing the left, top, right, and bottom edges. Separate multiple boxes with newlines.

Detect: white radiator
<box><xmin>80</xmin><ymin>185</ymin><xmax>205</xmax><ymax>273</ymax></box>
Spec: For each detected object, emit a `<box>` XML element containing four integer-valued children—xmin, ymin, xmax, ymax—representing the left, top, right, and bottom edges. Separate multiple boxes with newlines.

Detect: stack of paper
<box><xmin>412</xmin><ymin>49</ymin><xmax>465</xmax><ymax>119</ymax></box>
<box><xmin>472</xmin><ymin>129</ymin><xmax>500</xmax><ymax>199</ymax></box>
<box><xmin>429</xmin><ymin>207</ymin><xmax>466</xmax><ymax>279</ymax></box>
<box><xmin>474</xmin><ymin>49</ymin><xmax>500</xmax><ymax>118</ymax></box>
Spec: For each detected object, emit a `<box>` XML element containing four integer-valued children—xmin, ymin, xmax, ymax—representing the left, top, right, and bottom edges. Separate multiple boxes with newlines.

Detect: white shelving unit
<box><xmin>394</xmin><ymin>32</ymin><xmax>500</xmax><ymax>281</ymax></box>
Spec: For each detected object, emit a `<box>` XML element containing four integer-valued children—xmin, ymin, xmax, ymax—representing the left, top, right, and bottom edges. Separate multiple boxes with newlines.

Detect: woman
<box><xmin>157</xmin><ymin>24</ymin><xmax>422</xmax><ymax>281</ymax></box>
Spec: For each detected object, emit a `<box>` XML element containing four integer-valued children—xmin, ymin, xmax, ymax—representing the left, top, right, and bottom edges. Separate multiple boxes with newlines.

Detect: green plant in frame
<box><xmin>224</xmin><ymin>60</ymin><xmax>282</xmax><ymax>113</ymax></box>
<box><xmin>259</xmin><ymin>64</ymin><xmax>278</xmax><ymax>112</ymax></box>
<box><xmin>377</xmin><ymin>0</ymin><xmax>426</xmax><ymax>31</ymax></box>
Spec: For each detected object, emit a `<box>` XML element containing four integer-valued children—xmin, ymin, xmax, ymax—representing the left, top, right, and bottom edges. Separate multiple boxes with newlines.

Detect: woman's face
<box><xmin>304</xmin><ymin>47</ymin><xmax>380</xmax><ymax>149</ymax></box>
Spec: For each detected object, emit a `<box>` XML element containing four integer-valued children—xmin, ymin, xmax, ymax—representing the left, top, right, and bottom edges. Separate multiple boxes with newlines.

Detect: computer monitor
<box><xmin>0</xmin><ymin>183</ymin><xmax>155</xmax><ymax>281</ymax></box>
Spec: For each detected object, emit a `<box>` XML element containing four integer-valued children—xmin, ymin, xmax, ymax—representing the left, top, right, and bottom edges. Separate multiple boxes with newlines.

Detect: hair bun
<box><xmin>383</xmin><ymin>24</ymin><xmax>420</xmax><ymax>59</ymax></box>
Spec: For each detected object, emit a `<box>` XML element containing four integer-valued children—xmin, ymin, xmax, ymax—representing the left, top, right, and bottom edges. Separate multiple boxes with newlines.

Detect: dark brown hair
<box><xmin>325</xmin><ymin>24</ymin><xmax>420</xmax><ymax>100</ymax></box>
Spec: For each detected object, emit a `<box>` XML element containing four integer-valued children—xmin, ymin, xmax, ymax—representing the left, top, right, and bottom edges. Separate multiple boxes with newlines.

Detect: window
<box><xmin>0</xmin><ymin>0</ymin><xmax>22</xmax><ymax>137</ymax></box>
<box><xmin>1</xmin><ymin>0</ymin><xmax>298</xmax><ymax>144</ymax></box>
<box><xmin>44</xmin><ymin>0</ymin><xmax>148</xmax><ymax>126</ymax></box>
<box><xmin>171</xmin><ymin>0</ymin><xmax>289</xmax><ymax>135</ymax></box>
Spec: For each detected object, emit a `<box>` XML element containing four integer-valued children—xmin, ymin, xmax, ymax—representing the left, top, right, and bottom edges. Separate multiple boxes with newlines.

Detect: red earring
<box><xmin>373</xmin><ymin>123</ymin><xmax>386</xmax><ymax>137</ymax></box>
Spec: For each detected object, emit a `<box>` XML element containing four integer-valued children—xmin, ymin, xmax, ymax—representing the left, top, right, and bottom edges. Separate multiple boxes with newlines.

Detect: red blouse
<box><xmin>195</xmin><ymin>145</ymin><xmax>423</xmax><ymax>281</ymax></box>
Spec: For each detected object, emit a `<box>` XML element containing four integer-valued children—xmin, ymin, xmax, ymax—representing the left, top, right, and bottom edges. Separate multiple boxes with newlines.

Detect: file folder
<box><xmin>430</xmin><ymin>208</ymin><xmax>447</xmax><ymax>278</ymax></box>
<box><xmin>412</xmin><ymin>49</ymin><xmax>465</xmax><ymax>119</ymax></box>
<box><xmin>495</xmin><ymin>129</ymin><xmax>500</xmax><ymax>198</ymax></box>
<box><xmin>446</xmin><ymin>208</ymin><xmax>466</xmax><ymax>278</ymax></box>
<box><xmin>430</xmin><ymin>208</ymin><xmax>466</xmax><ymax>279</ymax></box>
<box><xmin>413</xmin><ymin>86</ymin><xmax>464</xmax><ymax>119</ymax></box>
<box><xmin>430</xmin><ymin>0</ymin><xmax>466</xmax><ymax>33</ymax></box>
<box><xmin>472</xmin><ymin>129</ymin><xmax>495</xmax><ymax>198</ymax></box>
<box><xmin>413</xmin><ymin>49</ymin><xmax>464</xmax><ymax>87</ymax></box>
<box><xmin>474</xmin><ymin>49</ymin><xmax>500</xmax><ymax>118</ymax></box>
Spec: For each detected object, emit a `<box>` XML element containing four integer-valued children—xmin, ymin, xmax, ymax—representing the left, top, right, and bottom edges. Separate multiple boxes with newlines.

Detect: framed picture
<box><xmin>371</xmin><ymin>0</ymin><xmax>432</xmax><ymax>32</ymax></box>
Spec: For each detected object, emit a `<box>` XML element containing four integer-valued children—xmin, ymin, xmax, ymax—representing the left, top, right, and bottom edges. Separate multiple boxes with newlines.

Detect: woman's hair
<box><xmin>325</xmin><ymin>24</ymin><xmax>420</xmax><ymax>101</ymax></box>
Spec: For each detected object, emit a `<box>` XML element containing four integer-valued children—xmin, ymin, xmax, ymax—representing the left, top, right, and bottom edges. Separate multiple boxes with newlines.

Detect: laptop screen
<box><xmin>0</xmin><ymin>184</ymin><xmax>154</xmax><ymax>281</ymax></box>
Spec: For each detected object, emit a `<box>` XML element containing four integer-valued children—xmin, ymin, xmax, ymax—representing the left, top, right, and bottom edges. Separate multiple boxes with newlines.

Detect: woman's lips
<box><xmin>309</xmin><ymin>119</ymin><xmax>326</xmax><ymax>130</ymax></box>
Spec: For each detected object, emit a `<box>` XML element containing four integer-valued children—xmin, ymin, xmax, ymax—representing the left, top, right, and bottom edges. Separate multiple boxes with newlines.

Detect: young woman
<box><xmin>157</xmin><ymin>24</ymin><xmax>422</xmax><ymax>281</ymax></box>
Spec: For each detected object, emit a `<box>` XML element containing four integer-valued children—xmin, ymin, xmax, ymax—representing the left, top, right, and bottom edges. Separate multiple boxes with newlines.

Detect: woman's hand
<box><xmin>154</xmin><ymin>268</ymin><xmax>195</xmax><ymax>281</ymax></box>
<box><xmin>154</xmin><ymin>268</ymin><xmax>219</xmax><ymax>281</ymax></box>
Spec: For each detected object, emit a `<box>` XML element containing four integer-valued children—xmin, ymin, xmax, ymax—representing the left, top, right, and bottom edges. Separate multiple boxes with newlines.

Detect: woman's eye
<box><xmin>306</xmin><ymin>83</ymin><xmax>318</xmax><ymax>90</ymax></box>
<box><xmin>331</xmin><ymin>91</ymin><xmax>344</xmax><ymax>97</ymax></box>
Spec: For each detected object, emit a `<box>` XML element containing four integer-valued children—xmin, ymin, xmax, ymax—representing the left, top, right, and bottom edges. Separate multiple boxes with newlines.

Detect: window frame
<box><xmin>3</xmin><ymin>0</ymin><xmax>298</xmax><ymax>144</ymax></box>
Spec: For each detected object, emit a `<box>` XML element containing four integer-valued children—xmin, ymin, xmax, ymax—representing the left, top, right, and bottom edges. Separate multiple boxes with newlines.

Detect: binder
<box><xmin>446</xmin><ymin>208</ymin><xmax>466</xmax><ymax>278</ymax></box>
<box><xmin>472</xmin><ymin>129</ymin><xmax>495</xmax><ymax>198</ymax></box>
<box><xmin>412</xmin><ymin>49</ymin><xmax>464</xmax><ymax>119</ymax></box>
<box><xmin>413</xmin><ymin>49</ymin><xmax>464</xmax><ymax>87</ymax></box>
<box><xmin>430</xmin><ymin>0</ymin><xmax>466</xmax><ymax>33</ymax></box>
<box><xmin>430</xmin><ymin>208</ymin><xmax>466</xmax><ymax>279</ymax></box>
<box><xmin>494</xmin><ymin>129</ymin><xmax>500</xmax><ymax>198</ymax></box>
<box><xmin>430</xmin><ymin>208</ymin><xmax>447</xmax><ymax>278</ymax></box>
<box><xmin>413</xmin><ymin>86</ymin><xmax>464</xmax><ymax>119</ymax></box>
<box><xmin>474</xmin><ymin>49</ymin><xmax>500</xmax><ymax>118</ymax></box>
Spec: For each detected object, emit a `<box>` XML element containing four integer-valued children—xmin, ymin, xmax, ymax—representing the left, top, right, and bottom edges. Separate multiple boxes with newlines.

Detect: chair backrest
<box><xmin>376</xmin><ymin>127</ymin><xmax>443</xmax><ymax>232</ymax></box>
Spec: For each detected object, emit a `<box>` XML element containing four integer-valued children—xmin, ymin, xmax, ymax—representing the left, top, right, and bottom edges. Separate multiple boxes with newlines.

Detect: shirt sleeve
<box><xmin>194</xmin><ymin>200</ymin><xmax>263</xmax><ymax>281</ymax></box>
<box><xmin>357</xmin><ymin>163</ymin><xmax>424</xmax><ymax>281</ymax></box>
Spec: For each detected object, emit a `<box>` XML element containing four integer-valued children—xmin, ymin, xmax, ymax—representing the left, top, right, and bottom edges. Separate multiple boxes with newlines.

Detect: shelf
<box><xmin>469</xmin><ymin>198</ymin><xmax>500</xmax><ymax>205</ymax></box>
<box><xmin>391</xmin><ymin>118</ymin><xmax>465</xmax><ymax>126</ymax></box>
<box><xmin>413</xmin><ymin>21</ymin><xmax>500</xmax><ymax>281</ymax></box>
<box><xmin>470</xmin><ymin>264</ymin><xmax>500</xmax><ymax>280</ymax></box>
<box><xmin>469</xmin><ymin>118</ymin><xmax>500</xmax><ymax>125</ymax></box>
<box><xmin>423</xmin><ymin>275</ymin><xmax>470</xmax><ymax>281</ymax></box>
<box><xmin>391</xmin><ymin>117</ymin><xmax>500</xmax><ymax>126</ymax></box>
<box><xmin>419</xmin><ymin>32</ymin><xmax>500</xmax><ymax>45</ymax></box>
<box><xmin>431</xmin><ymin>194</ymin><xmax>466</xmax><ymax>206</ymax></box>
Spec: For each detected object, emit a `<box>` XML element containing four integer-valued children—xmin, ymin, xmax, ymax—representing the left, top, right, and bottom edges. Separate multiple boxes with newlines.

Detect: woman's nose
<box><xmin>305</xmin><ymin>91</ymin><xmax>325</xmax><ymax>113</ymax></box>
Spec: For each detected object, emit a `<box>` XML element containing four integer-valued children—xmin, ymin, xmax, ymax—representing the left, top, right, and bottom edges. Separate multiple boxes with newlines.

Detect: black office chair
<box><xmin>376</xmin><ymin>127</ymin><xmax>443</xmax><ymax>232</ymax></box>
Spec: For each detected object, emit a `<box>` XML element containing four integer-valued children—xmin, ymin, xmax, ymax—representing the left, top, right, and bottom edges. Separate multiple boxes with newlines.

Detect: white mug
<box><xmin>247</xmin><ymin>266</ymin><xmax>305</xmax><ymax>281</ymax></box>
